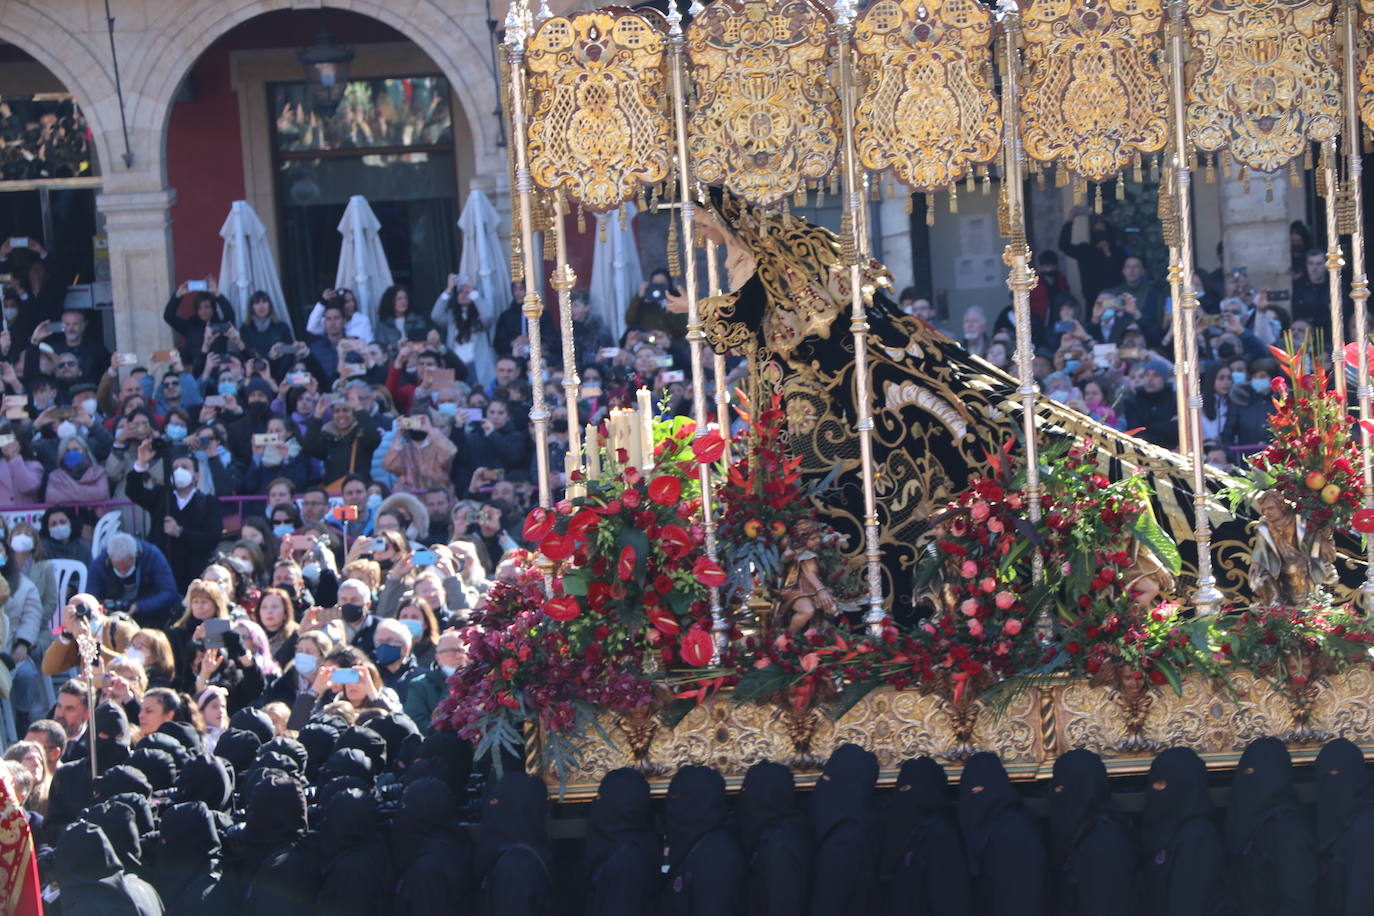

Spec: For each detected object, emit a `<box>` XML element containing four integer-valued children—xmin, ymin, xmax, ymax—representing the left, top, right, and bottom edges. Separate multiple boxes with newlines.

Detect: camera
<box><xmin>100</xmin><ymin>600</ymin><xmax>127</xmax><ymax>615</ymax></box>
<box><xmin>645</xmin><ymin>284</ymin><xmax>669</xmax><ymax>305</ymax></box>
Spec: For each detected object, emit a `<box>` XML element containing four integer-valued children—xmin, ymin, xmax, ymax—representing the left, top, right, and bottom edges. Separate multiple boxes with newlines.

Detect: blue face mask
<box><xmin>217</xmin><ymin>381</ymin><xmax>238</xmax><ymax>397</ymax></box>
<box><xmin>400</xmin><ymin>618</ymin><xmax>425</xmax><ymax>639</ymax></box>
<box><xmin>165</xmin><ymin>423</ymin><xmax>187</xmax><ymax>441</ymax></box>
<box><xmin>436</xmin><ymin>401</ymin><xmax>459</xmax><ymax>418</ymax></box>
<box><xmin>1231</xmin><ymin>370</ymin><xmax>1247</xmax><ymax>386</ymax></box>
<box><xmin>1100</xmin><ymin>308</ymin><xmax>1116</xmax><ymax>323</ymax></box>
<box><xmin>273</xmin><ymin>523</ymin><xmax>295</xmax><ymax>539</ymax></box>
<box><xmin>440</xmin><ymin>664</ymin><xmax>458</xmax><ymax>677</ymax></box>
<box><xmin>1064</xmin><ymin>359</ymin><xmax>1081</xmax><ymax>374</ymax></box>
<box><xmin>62</xmin><ymin>449</ymin><xmax>84</xmax><ymax>469</ymax></box>
<box><xmin>373</xmin><ymin>644</ymin><xmax>403</xmax><ymax>666</ymax></box>
<box><xmin>366</xmin><ymin>492</ymin><xmax>383</xmax><ymax>512</ymax></box>
<box><xmin>294</xmin><ymin>652</ymin><xmax>318</xmax><ymax>676</ymax></box>
<box><xmin>1250</xmin><ymin>378</ymin><xmax>1270</xmax><ymax>394</ymax></box>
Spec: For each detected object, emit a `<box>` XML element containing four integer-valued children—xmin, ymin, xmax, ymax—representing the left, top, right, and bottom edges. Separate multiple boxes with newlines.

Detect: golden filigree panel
<box><xmin>1358</xmin><ymin>1</ymin><xmax>1374</xmax><ymax>134</ymax></box>
<box><xmin>1186</xmin><ymin>0</ymin><xmax>1340</xmax><ymax>172</ymax></box>
<box><xmin>1019</xmin><ymin>0</ymin><xmax>1169</xmax><ymax>183</ymax></box>
<box><xmin>686</xmin><ymin>0</ymin><xmax>839</xmax><ymax>207</ymax></box>
<box><xmin>526</xmin><ymin>11</ymin><xmax>673</xmax><ymax>213</ymax></box>
<box><xmin>852</xmin><ymin>0</ymin><xmax>1002</xmax><ymax>192</ymax></box>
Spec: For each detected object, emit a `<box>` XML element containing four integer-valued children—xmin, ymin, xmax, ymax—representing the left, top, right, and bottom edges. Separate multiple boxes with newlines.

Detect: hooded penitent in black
<box><xmin>1139</xmin><ymin>747</ymin><xmax>1227</xmax><ymax>916</ymax></box>
<box><xmin>584</xmin><ymin>767</ymin><xmax>661</xmax><ymax>916</ymax></box>
<box><xmin>212</xmin><ymin>728</ymin><xmax>261</xmax><ymax>777</ymax></box>
<box><xmin>82</xmin><ymin>800</ymin><xmax>144</xmax><ymax>872</ymax></box>
<box><xmin>737</xmin><ymin>761</ymin><xmax>808</xmax><ymax>916</ymax></box>
<box><xmin>959</xmin><ymin>751</ymin><xmax>1045</xmax><ymax>916</ymax></box>
<box><xmin>220</xmin><ymin>771</ymin><xmax>317</xmax><ymax>916</ymax></box>
<box><xmin>53</xmin><ymin>821</ymin><xmax>163</xmax><ymax>916</ymax></box>
<box><xmin>661</xmin><ymin>765</ymin><xmax>743</xmax><ymax>916</ymax></box>
<box><xmin>50</xmin><ymin>701</ymin><xmax>132</xmax><ymax>831</ymax></box>
<box><xmin>1223</xmin><ymin>737</ymin><xmax>1314</xmax><ymax>916</ymax></box>
<box><xmin>808</xmin><ymin>744</ymin><xmax>880</xmax><ymax>916</ymax></box>
<box><xmin>1047</xmin><ymin>749</ymin><xmax>1134</xmax><ymax>916</ymax></box>
<box><xmin>148</xmin><ymin>801</ymin><xmax>221</xmax><ymax>912</ymax></box>
<box><xmin>1314</xmin><ymin>738</ymin><xmax>1374</xmax><ymax>916</ymax></box>
<box><xmin>315</xmin><ymin>787</ymin><xmax>394</xmax><ymax>916</ymax></box>
<box><xmin>476</xmin><ymin>771</ymin><xmax>553</xmax><ymax>916</ymax></box>
<box><xmin>391</xmin><ymin>777</ymin><xmax>475</xmax><ymax>916</ymax></box>
<box><xmin>880</xmin><ymin>757</ymin><xmax>972</xmax><ymax>916</ymax></box>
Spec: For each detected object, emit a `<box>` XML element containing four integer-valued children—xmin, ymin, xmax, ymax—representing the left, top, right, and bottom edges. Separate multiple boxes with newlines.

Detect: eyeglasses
<box><xmin>56</xmin><ymin>361</ymin><xmax>77</xmax><ymax>369</ymax></box>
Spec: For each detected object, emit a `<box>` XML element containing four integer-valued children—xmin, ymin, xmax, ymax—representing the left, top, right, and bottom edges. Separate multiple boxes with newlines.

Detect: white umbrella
<box><xmin>217</xmin><ymin>201</ymin><xmax>291</xmax><ymax>330</ymax></box>
<box><xmin>335</xmin><ymin>195</ymin><xmax>394</xmax><ymax>330</ymax></box>
<box><xmin>590</xmin><ymin>203</ymin><xmax>640</xmax><ymax>346</ymax></box>
<box><xmin>457</xmin><ymin>188</ymin><xmax>509</xmax><ymax>384</ymax></box>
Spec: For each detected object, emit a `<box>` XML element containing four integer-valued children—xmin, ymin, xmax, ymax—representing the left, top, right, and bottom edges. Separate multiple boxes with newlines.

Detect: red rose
<box><xmin>680</xmin><ymin>627</ymin><xmax>714</xmax><ymax>666</ymax></box>
<box><xmin>692</xmin><ymin>556</ymin><xmax>727</xmax><ymax>588</ymax></box>
<box><xmin>1148</xmin><ymin>668</ymin><xmax>1166</xmax><ymax>685</ymax></box>
<box><xmin>617</xmin><ymin>545</ymin><xmax>637</xmax><ymax>579</ymax></box>
<box><xmin>659</xmin><ymin>524</ymin><xmax>692</xmax><ymax>559</ymax></box>
<box><xmin>1066</xmin><ymin>641</ymin><xmax>1082</xmax><ymax>655</ymax></box>
<box><xmin>692</xmin><ymin>430</ymin><xmax>726</xmax><ymax>463</ymax></box>
<box><xmin>544</xmin><ymin>595</ymin><xmax>580</xmax><ymax>622</ymax></box>
<box><xmin>1271</xmin><ymin>376</ymin><xmax>1287</xmax><ymax>396</ymax></box>
<box><xmin>648</xmin><ymin>475</ymin><xmax>683</xmax><ymax>506</ymax></box>
<box><xmin>500</xmin><ymin>657</ymin><xmax>518</xmax><ymax>678</ymax></box>
<box><xmin>523</xmin><ymin>508</ymin><xmax>554</xmax><ymax>543</ymax></box>
<box><xmin>654</xmin><ymin>574</ymin><xmax>675</xmax><ymax>594</ymax></box>
<box><xmin>622</xmin><ymin>488</ymin><xmax>642</xmax><ymax>509</ymax></box>
<box><xmin>539</xmin><ymin>534</ymin><xmax>574</xmax><ymax>564</ymax></box>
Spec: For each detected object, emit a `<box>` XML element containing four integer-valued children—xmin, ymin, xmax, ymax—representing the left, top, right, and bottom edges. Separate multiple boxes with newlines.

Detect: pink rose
<box><xmin>987</xmin><ymin>517</ymin><xmax>1004</xmax><ymax>533</ymax></box>
<box><xmin>980</xmin><ymin>577</ymin><xmax>997</xmax><ymax>594</ymax></box>
<box><xmin>970</xmin><ymin>501</ymin><xmax>991</xmax><ymax>522</ymax></box>
<box><xmin>960</xmin><ymin>598</ymin><xmax>980</xmax><ymax>617</ymax></box>
<box><xmin>968</xmin><ymin>618</ymin><xmax>984</xmax><ymax>637</ymax></box>
<box><xmin>995</xmin><ymin>591</ymin><xmax>1016</xmax><ymax>611</ymax></box>
<box><xmin>960</xmin><ymin>560</ymin><xmax>979</xmax><ymax>579</ymax></box>
<box><xmin>774</xmin><ymin>633</ymin><xmax>792</xmax><ymax>652</ymax></box>
<box><xmin>1061</xmin><ymin>561</ymin><xmax>1072</xmax><ymax>576</ymax></box>
<box><xmin>801</xmin><ymin>653</ymin><xmax>820</xmax><ymax>673</ymax></box>
<box><xmin>1003</xmin><ymin>618</ymin><xmax>1023</xmax><ymax>636</ymax></box>
<box><xmin>753</xmin><ymin>657</ymin><xmax>772</xmax><ymax>669</ymax></box>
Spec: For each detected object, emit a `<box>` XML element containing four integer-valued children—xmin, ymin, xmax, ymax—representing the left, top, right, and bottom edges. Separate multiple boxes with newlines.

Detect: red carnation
<box><xmin>1271</xmin><ymin>377</ymin><xmax>1287</xmax><ymax>396</ymax></box>
<box><xmin>680</xmin><ymin>627</ymin><xmax>714</xmax><ymax>666</ymax></box>
<box><xmin>648</xmin><ymin>475</ymin><xmax>683</xmax><ymax>506</ymax></box>
<box><xmin>692</xmin><ymin>430</ymin><xmax>726</xmax><ymax>463</ymax></box>
<box><xmin>544</xmin><ymin>595</ymin><xmax>580</xmax><ymax>622</ymax></box>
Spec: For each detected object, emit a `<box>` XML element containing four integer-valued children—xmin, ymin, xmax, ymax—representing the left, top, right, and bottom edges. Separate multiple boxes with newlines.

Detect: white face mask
<box><xmin>56</xmin><ymin>421</ymin><xmax>77</xmax><ymax>441</ymax></box>
<box><xmin>78</xmin><ymin>399</ymin><xmax>97</xmax><ymax>418</ymax></box>
<box><xmin>8</xmin><ymin>533</ymin><xmax>33</xmax><ymax>554</ymax></box>
<box><xmin>171</xmin><ymin>467</ymin><xmax>195</xmax><ymax>490</ymax></box>
<box><xmin>123</xmin><ymin>647</ymin><xmax>145</xmax><ymax>667</ymax></box>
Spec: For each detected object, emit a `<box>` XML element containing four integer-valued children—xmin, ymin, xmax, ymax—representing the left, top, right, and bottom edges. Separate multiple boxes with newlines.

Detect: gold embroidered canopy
<box><xmin>852</xmin><ymin>0</ymin><xmax>1002</xmax><ymax>193</ymax></box>
<box><xmin>526</xmin><ymin>11</ymin><xmax>673</xmax><ymax>212</ymax></box>
<box><xmin>1186</xmin><ymin>0</ymin><xmax>1340</xmax><ymax>173</ymax></box>
<box><xmin>1019</xmin><ymin>0</ymin><xmax>1170</xmax><ymax>183</ymax></box>
<box><xmin>686</xmin><ymin>0</ymin><xmax>839</xmax><ymax>207</ymax></box>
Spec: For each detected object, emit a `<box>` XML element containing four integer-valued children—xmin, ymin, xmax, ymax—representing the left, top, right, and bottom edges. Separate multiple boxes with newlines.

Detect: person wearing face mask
<box><xmin>370</xmin><ymin>618</ymin><xmax>418</xmax><ymax>702</ymax></box>
<box><xmin>40</xmin><ymin>506</ymin><xmax>90</xmax><ymax>565</ymax></box>
<box><xmin>382</xmin><ymin>410</ymin><xmax>456</xmax><ymax>491</ymax></box>
<box><xmin>332</xmin><ymin>578</ymin><xmax>379</xmax><ymax>655</ymax></box>
<box><xmin>126</xmin><ymin>440</ymin><xmax>224</xmax><ymax>593</ymax></box>
<box><xmin>401</xmin><ymin>628</ymin><xmax>465</xmax><ymax>733</ymax></box>
<box><xmin>42</xmin><ymin>434</ymin><xmax>111</xmax><ymax>505</ymax></box>
<box><xmin>223</xmin><ymin>376</ymin><xmax>277</xmax><ymax>464</ymax></box>
<box><xmin>80</xmin><ymin>533</ymin><xmax>179</xmax><ymax>640</ymax></box>
<box><xmin>0</xmin><ymin>427</ymin><xmax>43</xmax><ymax>505</ymax></box>
<box><xmin>267</xmin><ymin>628</ymin><xmax>333</xmax><ymax>710</ymax></box>
<box><xmin>1229</xmin><ymin>357</ymin><xmax>1279</xmax><ymax>448</ymax></box>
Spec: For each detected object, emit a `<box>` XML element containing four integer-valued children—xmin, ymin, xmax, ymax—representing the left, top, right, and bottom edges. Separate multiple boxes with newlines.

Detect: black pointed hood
<box><xmin>1224</xmin><ymin>737</ymin><xmax>1296</xmax><ymax>855</ymax></box>
<box><xmin>1050</xmin><ymin>748</ymin><xmax>1113</xmax><ymax>864</ymax></box>
<box><xmin>959</xmin><ymin>751</ymin><xmax>1020</xmax><ymax>874</ymax></box>
<box><xmin>1142</xmin><ymin>746</ymin><xmax>1213</xmax><ymax>855</ymax></box>
<box><xmin>586</xmin><ymin>767</ymin><xmax>657</xmax><ymax>871</ymax></box>
<box><xmin>175</xmin><ymin>754</ymin><xmax>234</xmax><ymax>811</ymax></box>
<box><xmin>1315</xmin><ymin>737</ymin><xmax>1370</xmax><ymax>852</ymax></box>
<box><xmin>82</xmin><ymin>800</ymin><xmax>143</xmax><ymax>871</ymax></box>
<box><xmin>476</xmin><ymin>771</ymin><xmax>550</xmax><ymax>876</ymax></box>
<box><xmin>738</xmin><ymin>761</ymin><xmax>801</xmax><ymax>850</ymax></box>
<box><xmin>810</xmin><ymin>743</ymin><xmax>879</xmax><ymax>842</ymax></box>
<box><xmin>665</xmin><ymin>765</ymin><xmax>730</xmax><ymax>871</ymax></box>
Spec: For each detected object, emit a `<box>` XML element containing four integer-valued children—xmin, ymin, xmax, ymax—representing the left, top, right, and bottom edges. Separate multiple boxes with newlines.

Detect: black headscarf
<box><xmin>54</xmin><ymin>821</ymin><xmax>146</xmax><ymax>916</ymax></box>
<box><xmin>1224</xmin><ymin>737</ymin><xmax>1294</xmax><ymax>855</ymax></box>
<box><xmin>296</xmin><ymin>721</ymin><xmax>340</xmax><ymax>782</ymax></box>
<box><xmin>106</xmin><ymin>793</ymin><xmax>156</xmax><ymax>835</ymax></box>
<box><xmin>317</xmin><ymin>787</ymin><xmax>394</xmax><ymax>916</ymax></box>
<box><xmin>126</xmin><ymin>747</ymin><xmax>177</xmax><ymax>792</ymax></box>
<box><xmin>393</xmin><ymin>776</ymin><xmax>462</xmax><ymax>864</ymax></box>
<box><xmin>321</xmin><ymin>747</ymin><xmax>374</xmax><ymax>784</ymax></box>
<box><xmin>391</xmin><ymin>777</ymin><xmax>475</xmax><ymax>916</ymax></box>
<box><xmin>476</xmin><ymin>772</ymin><xmax>550</xmax><ymax>877</ymax></box>
<box><xmin>175</xmin><ymin>754</ymin><xmax>234</xmax><ymax>811</ymax></box>
<box><xmin>1315</xmin><ymin>737</ymin><xmax>1369</xmax><ymax>852</ymax></box>
<box><xmin>230</xmin><ymin>707</ymin><xmax>275</xmax><ymax>744</ymax></box>
<box><xmin>739</xmin><ymin>761</ymin><xmax>801</xmax><ymax>850</ymax></box>
<box><xmin>958</xmin><ymin>751</ymin><xmax>1020</xmax><ymax>875</ymax></box>
<box><xmin>1141</xmin><ymin>746</ymin><xmax>1213</xmax><ymax>855</ymax></box>
<box><xmin>586</xmin><ymin>767</ymin><xmax>656</xmax><ymax>872</ymax></box>
<box><xmin>260</xmin><ymin>737</ymin><xmax>308</xmax><ymax>775</ymax></box>
<box><xmin>1049</xmin><ymin>749</ymin><xmax>1113</xmax><ymax>864</ymax></box>
<box><xmin>665</xmin><ymin>765</ymin><xmax>730</xmax><ymax>871</ymax></box>
<box><xmin>810</xmin><ymin>743</ymin><xmax>879</xmax><ymax>842</ymax></box>
<box><xmin>882</xmin><ymin>756</ymin><xmax>950</xmax><ymax>876</ymax></box>
<box><xmin>366</xmin><ymin>712</ymin><xmax>420</xmax><ymax>768</ymax></box>
<box><xmin>213</xmin><ymin>728</ymin><xmax>261</xmax><ymax>775</ymax></box>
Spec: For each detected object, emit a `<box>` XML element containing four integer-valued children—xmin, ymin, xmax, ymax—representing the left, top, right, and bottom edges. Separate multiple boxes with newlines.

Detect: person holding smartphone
<box><xmin>306</xmin><ymin>645</ymin><xmax>400</xmax><ymax>714</ymax></box>
<box><xmin>163</xmin><ymin>278</ymin><xmax>233</xmax><ymax>367</ymax></box>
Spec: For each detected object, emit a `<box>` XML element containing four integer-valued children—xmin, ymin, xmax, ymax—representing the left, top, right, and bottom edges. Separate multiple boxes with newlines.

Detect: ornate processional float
<box><xmin>435</xmin><ymin>0</ymin><xmax>1374</xmax><ymax>795</ymax></box>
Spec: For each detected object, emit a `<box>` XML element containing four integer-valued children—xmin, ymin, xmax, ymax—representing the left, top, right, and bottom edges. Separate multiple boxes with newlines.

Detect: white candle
<box><xmin>636</xmin><ymin>387</ymin><xmax>655</xmax><ymax>469</ymax></box>
<box><xmin>585</xmin><ymin>423</ymin><xmax>601</xmax><ymax>478</ymax></box>
<box><xmin>626</xmin><ymin>408</ymin><xmax>644</xmax><ymax>471</ymax></box>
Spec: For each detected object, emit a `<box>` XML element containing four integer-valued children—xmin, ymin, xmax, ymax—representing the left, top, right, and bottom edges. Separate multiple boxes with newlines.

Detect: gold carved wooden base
<box><xmin>538</xmin><ymin>667</ymin><xmax>1374</xmax><ymax>799</ymax></box>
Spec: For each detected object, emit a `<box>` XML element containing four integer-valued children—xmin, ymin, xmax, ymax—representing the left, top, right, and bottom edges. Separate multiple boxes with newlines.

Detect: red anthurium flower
<box><xmin>648</xmin><ymin>475</ymin><xmax>682</xmax><ymax>506</ymax></box>
<box><xmin>567</xmin><ymin>508</ymin><xmax>600</xmax><ymax>539</ymax></box>
<box><xmin>1355</xmin><ymin>508</ymin><xmax>1374</xmax><ymax>534</ymax></box>
<box><xmin>692</xmin><ymin>556</ymin><xmax>727</xmax><ymax>588</ymax></box>
<box><xmin>646</xmin><ymin>605</ymin><xmax>680</xmax><ymax>635</ymax></box>
<box><xmin>544</xmin><ymin>595</ymin><xmax>580</xmax><ymax>622</ymax></box>
<box><xmin>680</xmin><ymin>627</ymin><xmax>714</xmax><ymax>666</ymax></box>
<box><xmin>523</xmin><ymin>508</ymin><xmax>554</xmax><ymax>543</ymax></box>
<box><xmin>587</xmin><ymin>580</ymin><xmax>613</xmax><ymax>608</ymax></box>
<box><xmin>618</xmin><ymin>545</ymin><xmax>637</xmax><ymax>579</ymax></box>
<box><xmin>539</xmin><ymin>534</ymin><xmax>574</xmax><ymax>563</ymax></box>
<box><xmin>692</xmin><ymin>430</ymin><xmax>726</xmax><ymax>464</ymax></box>
<box><xmin>659</xmin><ymin>524</ymin><xmax>692</xmax><ymax>559</ymax></box>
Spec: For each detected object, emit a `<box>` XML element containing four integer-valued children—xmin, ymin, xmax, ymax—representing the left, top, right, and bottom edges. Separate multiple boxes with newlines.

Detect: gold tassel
<box><xmin>816</xmin><ymin>180</ymin><xmax>825</xmax><ymax>208</ymax></box>
<box><xmin>666</xmin><ymin>217</ymin><xmax>680</xmax><ymax>277</ymax></box>
<box><xmin>1264</xmin><ymin>175</ymin><xmax>1273</xmax><ymax>202</ymax></box>
<box><xmin>1290</xmin><ymin>161</ymin><xmax>1300</xmax><ymax>189</ymax></box>
<box><xmin>1132</xmin><ymin>153</ymin><xmax>1142</xmax><ymax>184</ymax></box>
<box><xmin>795</xmin><ymin>184</ymin><xmax>807</xmax><ymax>208</ymax></box>
<box><xmin>950</xmin><ymin>183</ymin><xmax>959</xmax><ymax>213</ymax></box>
<box><xmin>1304</xmin><ymin>144</ymin><xmax>1313</xmax><ymax>171</ymax></box>
<box><xmin>511</xmin><ymin>233</ymin><xmax>524</xmax><ymax>284</ymax></box>
<box><xmin>829</xmin><ymin>172</ymin><xmax>840</xmax><ymax>197</ymax></box>
<box><xmin>869</xmin><ymin>174</ymin><xmax>880</xmax><ymax>201</ymax></box>
<box><xmin>965</xmin><ymin>168</ymin><xmax>976</xmax><ymax>194</ymax></box>
<box><xmin>905</xmin><ymin>192</ymin><xmax>913</xmax><ymax>215</ymax></box>
<box><xmin>1055</xmin><ymin>165</ymin><xmax>1069</xmax><ymax>188</ymax></box>
<box><xmin>1074</xmin><ymin>178</ymin><xmax>1085</xmax><ymax>207</ymax></box>
<box><xmin>1093</xmin><ymin>183</ymin><xmax>1103</xmax><ymax>214</ymax></box>
<box><xmin>1116</xmin><ymin>179</ymin><xmax>1125</xmax><ymax>201</ymax></box>
<box><xmin>598</xmin><ymin>217</ymin><xmax>607</xmax><ymax>243</ymax></box>
<box><xmin>1206</xmin><ymin>154</ymin><xmax>1216</xmax><ymax>184</ymax></box>
<box><xmin>1036</xmin><ymin>167</ymin><xmax>1047</xmax><ymax>190</ymax></box>
<box><xmin>886</xmin><ymin>172</ymin><xmax>896</xmax><ymax>198</ymax></box>
<box><xmin>926</xmin><ymin>193</ymin><xmax>935</xmax><ymax>226</ymax></box>
<box><xmin>542</xmin><ymin>226</ymin><xmax>556</xmax><ymax>262</ymax></box>
<box><xmin>576</xmin><ymin>201</ymin><xmax>586</xmax><ymax>235</ymax></box>
<box><xmin>619</xmin><ymin>205</ymin><xmax>628</xmax><ymax>231</ymax></box>
<box><xmin>981</xmin><ymin>165</ymin><xmax>991</xmax><ymax>195</ymax></box>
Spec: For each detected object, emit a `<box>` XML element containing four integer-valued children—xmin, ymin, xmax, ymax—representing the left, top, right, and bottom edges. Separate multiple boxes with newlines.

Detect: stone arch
<box><xmin>123</xmin><ymin>0</ymin><xmax>501</xmax><ymax>187</ymax></box>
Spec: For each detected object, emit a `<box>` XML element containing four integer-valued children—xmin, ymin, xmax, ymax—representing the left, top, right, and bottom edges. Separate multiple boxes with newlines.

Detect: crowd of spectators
<box><xmin>0</xmin><ymin>96</ymin><xmax>92</xmax><ymax>182</ymax></box>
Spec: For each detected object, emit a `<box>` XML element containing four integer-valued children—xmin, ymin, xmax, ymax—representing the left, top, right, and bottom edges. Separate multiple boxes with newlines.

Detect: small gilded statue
<box><xmin>773</xmin><ymin>520</ymin><xmax>838</xmax><ymax>632</ymax></box>
<box><xmin>1248</xmin><ymin>489</ymin><xmax>1337</xmax><ymax>608</ymax></box>
<box><xmin>1123</xmin><ymin>537</ymin><xmax>1176</xmax><ymax>609</ymax></box>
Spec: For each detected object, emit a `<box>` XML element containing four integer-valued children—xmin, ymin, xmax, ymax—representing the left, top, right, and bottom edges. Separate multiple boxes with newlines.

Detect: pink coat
<box><xmin>45</xmin><ymin>464</ymin><xmax>111</xmax><ymax>505</ymax></box>
<box><xmin>0</xmin><ymin>455</ymin><xmax>43</xmax><ymax>506</ymax></box>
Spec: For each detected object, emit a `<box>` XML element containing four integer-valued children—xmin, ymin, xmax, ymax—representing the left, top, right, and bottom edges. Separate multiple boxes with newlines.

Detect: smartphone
<box><xmin>113</xmin><ymin>353</ymin><xmax>138</xmax><ymax>368</ymax></box>
<box><xmin>597</xmin><ymin>347</ymin><xmax>621</xmax><ymax>360</ymax></box>
<box><xmin>203</xmin><ymin>618</ymin><xmax>231</xmax><ymax>649</ymax></box>
<box><xmin>204</xmin><ymin>395</ymin><xmax>225</xmax><ymax>408</ymax></box>
<box><xmin>2</xmin><ymin>395</ymin><xmax>25</xmax><ymax>412</ymax></box>
<box><xmin>286</xmin><ymin>534</ymin><xmax>314</xmax><ymax>553</ymax></box>
<box><xmin>1200</xmin><ymin>314</ymin><xmax>1224</xmax><ymax>328</ymax></box>
<box><xmin>412</xmin><ymin>549</ymin><xmax>437</xmax><ymax>566</ymax></box>
<box><xmin>465</xmin><ymin>408</ymin><xmax>484</xmax><ymax>423</ymax></box>
<box><xmin>332</xmin><ymin>505</ymin><xmax>359</xmax><ymax>522</ymax></box>
<box><xmin>656</xmin><ymin>356</ymin><xmax>674</xmax><ymax>368</ymax></box>
<box><xmin>371</xmin><ymin>537</ymin><xmax>388</xmax><ymax>552</ymax></box>
<box><xmin>287</xmin><ymin>371</ymin><xmax>311</xmax><ymax>386</ymax></box>
<box><xmin>429</xmin><ymin>368</ymin><xmax>455</xmax><ymax>387</ymax></box>
<box><xmin>661</xmin><ymin>370</ymin><xmax>685</xmax><ymax>384</ymax></box>
<box><xmin>1267</xmin><ymin>289</ymin><xmax>1291</xmax><ymax>302</ymax></box>
<box><xmin>151</xmin><ymin>349</ymin><xmax>176</xmax><ymax>364</ymax></box>
<box><xmin>580</xmin><ymin>385</ymin><xmax>603</xmax><ymax>398</ymax></box>
<box><xmin>398</xmin><ymin>416</ymin><xmax>421</xmax><ymax>431</ymax></box>
<box><xmin>331</xmin><ymin>668</ymin><xmax>361</xmax><ymax>685</ymax></box>
<box><xmin>8</xmin><ymin>238</ymin><xmax>27</xmax><ymax>249</ymax></box>
<box><xmin>252</xmin><ymin>433</ymin><xmax>281</xmax><ymax>447</ymax></box>
<box><xmin>317</xmin><ymin>605</ymin><xmax>342</xmax><ymax>624</ymax></box>
<box><xmin>1054</xmin><ymin>320</ymin><xmax>1075</xmax><ymax>334</ymax></box>
<box><xmin>489</xmin><ymin>468</ymin><xmax>505</xmax><ymax>481</ymax></box>
<box><xmin>187</xmin><ymin>280</ymin><xmax>209</xmax><ymax>292</ymax></box>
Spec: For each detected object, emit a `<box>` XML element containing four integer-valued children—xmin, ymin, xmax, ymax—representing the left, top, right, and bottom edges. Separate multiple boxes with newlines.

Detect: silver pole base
<box><xmin>1191</xmin><ymin>579</ymin><xmax>1224</xmax><ymax>618</ymax></box>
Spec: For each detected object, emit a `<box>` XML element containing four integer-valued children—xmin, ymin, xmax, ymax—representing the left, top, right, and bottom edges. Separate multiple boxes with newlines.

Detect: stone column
<box><xmin>877</xmin><ymin>193</ymin><xmax>914</xmax><ymax>290</ymax></box>
<box><xmin>96</xmin><ymin>188</ymin><xmax>177</xmax><ymax>354</ymax></box>
<box><xmin>1219</xmin><ymin>175</ymin><xmax>1289</xmax><ymax>294</ymax></box>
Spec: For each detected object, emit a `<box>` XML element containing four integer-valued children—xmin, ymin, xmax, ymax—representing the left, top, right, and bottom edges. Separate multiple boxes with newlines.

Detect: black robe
<box><xmin>315</xmin><ymin>788</ymin><xmax>393</xmax><ymax>916</ymax></box>
<box><xmin>661</xmin><ymin>765</ymin><xmax>743</xmax><ymax>916</ymax></box>
<box><xmin>880</xmin><ymin>757</ymin><xmax>972</xmax><ymax>916</ymax></box>
<box><xmin>148</xmin><ymin>802</ymin><xmax>222</xmax><ymax>913</ymax></box>
<box><xmin>217</xmin><ymin>772</ymin><xmax>318</xmax><ymax>916</ymax></box>
<box><xmin>475</xmin><ymin>772</ymin><xmax>553</xmax><ymax>916</ymax></box>
<box><xmin>52</xmin><ymin>821</ymin><xmax>164</xmax><ymax>916</ymax></box>
<box><xmin>584</xmin><ymin>768</ymin><xmax>661</xmax><ymax>916</ymax></box>
<box><xmin>391</xmin><ymin>777</ymin><xmax>475</xmax><ymax>916</ymax></box>
<box><xmin>959</xmin><ymin>751</ymin><xmax>1045</xmax><ymax>916</ymax></box>
<box><xmin>808</xmin><ymin>744</ymin><xmax>880</xmax><ymax>916</ymax></box>
<box><xmin>1139</xmin><ymin>747</ymin><xmax>1228</xmax><ymax>916</ymax></box>
<box><xmin>1223</xmin><ymin>738</ymin><xmax>1314</xmax><ymax>916</ymax></box>
<box><xmin>1314</xmin><ymin>738</ymin><xmax>1374</xmax><ymax>916</ymax></box>
<box><xmin>1048</xmin><ymin>749</ymin><xmax>1135</xmax><ymax>916</ymax></box>
<box><xmin>49</xmin><ymin>701</ymin><xmax>132</xmax><ymax>832</ymax></box>
<box><xmin>739</xmin><ymin>762</ymin><xmax>808</xmax><ymax>916</ymax></box>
